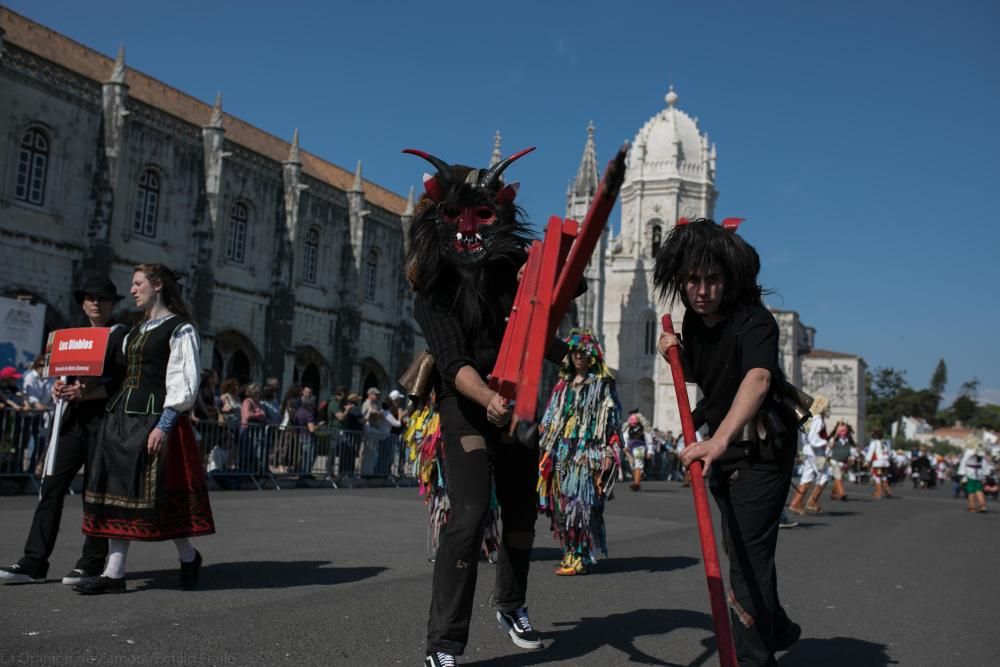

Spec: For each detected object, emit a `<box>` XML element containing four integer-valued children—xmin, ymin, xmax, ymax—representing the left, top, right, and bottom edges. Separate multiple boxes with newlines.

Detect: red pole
<box><xmin>661</xmin><ymin>314</ymin><xmax>738</xmax><ymax>667</ymax></box>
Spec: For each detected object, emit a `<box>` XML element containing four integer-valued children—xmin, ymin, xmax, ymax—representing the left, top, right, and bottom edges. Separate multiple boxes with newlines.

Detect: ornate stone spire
<box><xmin>490</xmin><ymin>130</ymin><xmax>502</xmax><ymax>166</ymax></box>
<box><xmin>110</xmin><ymin>44</ymin><xmax>126</xmax><ymax>84</ymax></box>
<box><xmin>571</xmin><ymin>121</ymin><xmax>599</xmax><ymax>197</ymax></box>
<box><xmin>404</xmin><ymin>185</ymin><xmax>415</xmax><ymax>217</ymax></box>
<box><xmin>287</xmin><ymin>128</ymin><xmax>301</xmax><ymax>164</ymax></box>
<box><xmin>351</xmin><ymin>160</ymin><xmax>363</xmax><ymax>193</ymax></box>
<box><xmin>209</xmin><ymin>92</ymin><xmax>224</xmax><ymax>128</ymax></box>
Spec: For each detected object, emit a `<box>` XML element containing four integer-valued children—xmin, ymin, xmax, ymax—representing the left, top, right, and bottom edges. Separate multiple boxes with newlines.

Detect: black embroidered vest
<box><xmin>108</xmin><ymin>315</ymin><xmax>188</xmax><ymax>415</ymax></box>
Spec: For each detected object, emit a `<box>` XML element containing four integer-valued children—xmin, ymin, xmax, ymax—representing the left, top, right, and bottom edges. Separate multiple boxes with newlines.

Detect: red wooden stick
<box><xmin>661</xmin><ymin>314</ymin><xmax>738</xmax><ymax>667</ymax></box>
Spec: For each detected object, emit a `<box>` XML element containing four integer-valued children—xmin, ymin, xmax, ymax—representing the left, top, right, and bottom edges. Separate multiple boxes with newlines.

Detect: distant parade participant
<box><xmin>957</xmin><ymin>445</ymin><xmax>993</xmax><ymax>513</ymax></box>
<box><xmin>865</xmin><ymin>429</ymin><xmax>893</xmax><ymax>499</ymax></box>
<box><xmin>625</xmin><ymin>414</ymin><xmax>649</xmax><ymax>491</ymax></box>
<box><xmin>0</xmin><ymin>276</ymin><xmax>126</xmax><ymax>585</ymax></box>
<box><xmin>74</xmin><ymin>264</ymin><xmax>214</xmax><ymax>595</ymax></box>
<box><xmin>826</xmin><ymin>422</ymin><xmax>853</xmax><ymax>501</ymax></box>
<box><xmin>788</xmin><ymin>394</ymin><xmax>830</xmax><ymax>514</ymax></box>
<box><xmin>655</xmin><ymin>218</ymin><xmax>801</xmax><ymax>665</ymax></box>
<box><xmin>404</xmin><ymin>146</ymin><xmax>567</xmax><ymax>666</ymax></box>
<box><xmin>538</xmin><ymin>329</ymin><xmax>623</xmax><ymax>576</ymax></box>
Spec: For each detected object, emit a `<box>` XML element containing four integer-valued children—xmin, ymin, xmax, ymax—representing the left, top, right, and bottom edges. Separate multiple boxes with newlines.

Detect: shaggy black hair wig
<box><xmin>406</xmin><ymin>165</ymin><xmax>534</xmax><ymax>332</ymax></box>
<box><xmin>652</xmin><ymin>218</ymin><xmax>766</xmax><ymax>314</ymax></box>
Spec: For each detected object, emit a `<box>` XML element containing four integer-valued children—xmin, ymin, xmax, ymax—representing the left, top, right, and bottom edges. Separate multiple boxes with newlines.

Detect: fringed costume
<box><xmin>538</xmin><ymin>329</ymin><xmax>623</xmax><ymax>575</ymax></box>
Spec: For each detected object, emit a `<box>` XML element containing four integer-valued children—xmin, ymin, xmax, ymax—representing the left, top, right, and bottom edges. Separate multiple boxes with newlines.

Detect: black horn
<box><xmin>479</xmin><ymin>147</ymin><xmax>536</xmax><ymax>191</ymax></box>
<box><xmin>401</xmin><ymin>149</ymin><xmax>454</xmax><ymax>181</ymax></box>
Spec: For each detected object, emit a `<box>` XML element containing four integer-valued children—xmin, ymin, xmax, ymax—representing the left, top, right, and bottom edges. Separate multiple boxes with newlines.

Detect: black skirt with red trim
<box><xmin>83</xmin><ymin>402</ymin><xmax>215</xmax><ymax>541</ymax></box>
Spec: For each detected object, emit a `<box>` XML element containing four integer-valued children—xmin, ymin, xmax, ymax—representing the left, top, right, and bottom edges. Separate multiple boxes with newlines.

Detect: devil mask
<box><xmin>403</xmin><ymin>147</ymin><xmax>534</xmax><ymax>271</ymax></box>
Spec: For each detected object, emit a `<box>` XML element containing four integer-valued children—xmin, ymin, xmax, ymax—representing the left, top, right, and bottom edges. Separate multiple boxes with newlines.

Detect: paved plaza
<box><xmin>1</xmin><ymin>479</ymin><xmax>996</xmax><ymax>666</ymax></box>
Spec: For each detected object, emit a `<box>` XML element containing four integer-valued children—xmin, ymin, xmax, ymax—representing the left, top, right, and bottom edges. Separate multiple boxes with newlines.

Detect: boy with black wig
<box><xmin>654</xmin><ymin>218</ymin><xmax>800</xmax><ymax>666</ymax></box>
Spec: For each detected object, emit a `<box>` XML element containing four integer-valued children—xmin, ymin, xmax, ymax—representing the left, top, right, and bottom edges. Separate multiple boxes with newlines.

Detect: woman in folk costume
<box><xmin>788</xmin><ymin>394</ymin><xmax>830</xmax><ymax>515</ymax></box>
<box><xmin>538</xmin><ymin>329</ymin><xmax>623</xmax><ymax>576</ymax></box>
<box><xmin>75</xmin><ymin>264</ymin><xmax>214</xmax><ymax>595</ymax></box>
<box><xmin>408</xmin><ymin>394</ymin><xmax>501</xmax><ymax>562</ymax></box>
<box><xmin>958</xmin><ymin>445</ymin><xmax>994</xmax><ymax>513</ymax></box>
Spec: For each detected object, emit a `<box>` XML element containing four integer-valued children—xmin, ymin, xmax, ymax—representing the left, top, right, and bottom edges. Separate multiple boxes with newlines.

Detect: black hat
<box><xmin>73</xmin><ymin>275</ymin><xmax>124</xmax><ymax>304</ymax></box>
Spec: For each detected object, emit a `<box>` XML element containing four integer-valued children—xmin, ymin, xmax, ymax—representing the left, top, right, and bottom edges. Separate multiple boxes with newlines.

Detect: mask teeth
<box><xmin>475</xmin><ymin>233</ymin><xmax>483</xmax><ymax>242</ymax></box>
<box><xmin>455</xmin><ymin>232</ymin><xmax>462</xmax><ymax>241</ymax></box>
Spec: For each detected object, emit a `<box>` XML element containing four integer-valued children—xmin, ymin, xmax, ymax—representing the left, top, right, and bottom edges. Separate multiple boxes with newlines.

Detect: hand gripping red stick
<box><xmin>661</xmin><ymin>314</ymin><xmax>737</xmax><ymax>667</ymax></box>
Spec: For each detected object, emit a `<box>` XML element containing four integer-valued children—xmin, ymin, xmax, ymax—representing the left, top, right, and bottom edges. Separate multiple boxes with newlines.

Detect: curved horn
<box><xmin>402</xmin><ymin>149</ymin><xmax>453</xmax><ymax>181</ymax></box>
<box><xmin>479</xmin><ymin>147</ymin><xmax>536</xmax><ymax>191</ymax></box>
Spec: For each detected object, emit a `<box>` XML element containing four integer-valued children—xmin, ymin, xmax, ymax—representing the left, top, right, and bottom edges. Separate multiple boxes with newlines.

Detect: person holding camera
<box><xmin>655</xmin><ymin>218</ymin><xmax>800</xmax><ymax>666</ymax></box>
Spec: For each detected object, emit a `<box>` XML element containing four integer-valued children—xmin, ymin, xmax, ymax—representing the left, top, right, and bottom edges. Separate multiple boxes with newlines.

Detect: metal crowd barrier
<box><xmin>193</xmin><ymin>420</ymin><xmax>406</xmax><ymax>491</ymax></box>
<box><xmin>0</xmin><ymin>408</ymin><xmax>52</xmax><ymax>493</ymax></box>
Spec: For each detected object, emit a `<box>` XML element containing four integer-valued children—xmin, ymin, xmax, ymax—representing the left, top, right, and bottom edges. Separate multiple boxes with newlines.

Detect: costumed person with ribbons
<box><xmin>787</xmin><ymin>394</ymin><xmax>830</xmax><ymax>515</ymax></box>
<box><xmin>408</xmin><ymin>393</ymin><xmax>501</xmax><ymax>563</ymax></box>
<box><xmin>404</xmin><ymin>145</ymin><xmax>571</xmax><ymax>667</ymax></box>
<box><xmin>538</xmin><ymin>328</ymin><xmax>623</xmax><ymax>576</ymax></box>
<box><xmin>624</xmin><ymin>413</ymin><xmax>651</xmax><ymax>491</ymax></box>
<box><xmin>0</xmin><ymin>276</ymin><xmax>126</xmax><ymax>586</ymax></box>
<box><xmin>655</xmin><ymin>218</ymin><xmax>801</xmax><ymax>666</ymax></box>
<box><xmin>74</xmin><ymin>264</ymin><xmax>214</xmax><ymax>595</ymax></box>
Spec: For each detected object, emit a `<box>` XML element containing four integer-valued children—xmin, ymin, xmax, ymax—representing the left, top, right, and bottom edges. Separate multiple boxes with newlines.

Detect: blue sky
<box><xmin>9</xmin><ymin>0</ymin><xmax>999</xmax><ymax>404</ymax></box>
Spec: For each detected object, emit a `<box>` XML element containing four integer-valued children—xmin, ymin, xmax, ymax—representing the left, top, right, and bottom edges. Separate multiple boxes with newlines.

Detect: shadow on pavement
<box><xmin>592</xmin><ymin>555</ymin><xmax>699</xmax><ymax>576</ymax></box>
<box><xmin>465</xmin><ymin>608</ymin><xmax>716</xmax><ymax>667</ymax></box>
<box><xmin>780</xmin><ymin>637</ymin><xmax>896</xmax><ymax>665</ymax></box>
<box><xmin>128</xmin><ymin>560</ymin><xmax>386</xmax><ymax>590</ymax></box>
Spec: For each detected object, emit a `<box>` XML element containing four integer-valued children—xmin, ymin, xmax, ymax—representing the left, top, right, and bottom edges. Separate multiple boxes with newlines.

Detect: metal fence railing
<box><xmin>0</xmin><ymin>407</ymin><xmax>409</xmax><ymax>493</ymax></box>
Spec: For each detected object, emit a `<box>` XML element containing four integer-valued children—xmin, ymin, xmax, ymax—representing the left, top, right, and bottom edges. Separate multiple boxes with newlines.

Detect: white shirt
<box><xmin>802</xmin><ymin>416</ymin><xmax>828</xmax><ymax>458</ymax></box>
<box><xmin>123</xmin><ymin>316</ymin><xmax>201</xmax><ymax>413</ymax></box>
<box><xmin>22</xmin><ymin>369</ymin><xmax>54</xmax><ymax>408</ymax></box>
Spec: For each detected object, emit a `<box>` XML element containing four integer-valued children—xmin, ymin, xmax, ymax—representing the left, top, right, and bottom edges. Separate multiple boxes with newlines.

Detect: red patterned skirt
<box><xmin>83</xmin><ymin>403</ymin><xmax>215</xmax><ymax>541</ymax></box>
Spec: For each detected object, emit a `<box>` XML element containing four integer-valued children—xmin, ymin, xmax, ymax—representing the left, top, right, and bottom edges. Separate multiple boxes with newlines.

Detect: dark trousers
<box><xmin>710</xmin><ymin>463</ymin><xmax>795</xmax><ymax>667</ymax></box>
<box><xmin>426</xmin><ymin>422</ymin><xmax>539</xmax><ymax>655</ymax></box>
<box><xmin>21</xmin><ymin>409</ymin><xmax>108</xmax><ymax>575</ymax></box>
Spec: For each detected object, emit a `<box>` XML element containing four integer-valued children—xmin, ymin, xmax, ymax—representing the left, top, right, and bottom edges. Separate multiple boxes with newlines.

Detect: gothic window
<box><xmin>131</xmin><ymin>168</ymin><xmax>161</xmax><ymax>237</ymax></box>
<box><xmin>644</xmin><ymin>315</ymin><xmax>658</xmax><ymax>356</ymax></box>
<box><xmin>226</xmin><ymin>202</ymin><xmax>249</xmax><ymax>263</ymax></box>
<box><xmin>302</xmin><ymin>228</ymin><xmax>319</xmax><ymax>283</ymax></box>
<box><xmin>651</xmin><ymin>225</ymin><xmax>662</xmax><ymax>256</ymax></box>
<box><xmin>15</xmin><ymin>127</ymin><xmax>49</xmax><ymax>206</ymax></box>
<box><xmin>364</xmin><ymin>249</ymin><xmax>378</xmax><ymax>301</ymax></box>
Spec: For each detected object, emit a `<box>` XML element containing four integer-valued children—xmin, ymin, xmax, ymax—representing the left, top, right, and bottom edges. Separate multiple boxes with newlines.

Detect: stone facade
<box><xmin>0</xmin><ymin>8</ymin><xmax>422</xmax><ymax>397</ymax></box>
<box><xmin>568</xmin><ymin>87</ymin><xmax>864</xmax><ymax>434</ymax></box>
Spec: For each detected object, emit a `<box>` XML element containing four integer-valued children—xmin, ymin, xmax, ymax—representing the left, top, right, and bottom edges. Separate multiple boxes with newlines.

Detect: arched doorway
<box><xmin>294</xmin><ymin>346</ymin><xmax>331</xmax><ymax>399</ymax></box>
<box><xmin>214</xmin><ymin>330</ymin><xmax>261</xmax><ymax>385</ymax></box>
<box><xmin>359</xmin><ymin>357</ymin><xmax>388</xmax><ymax>395</ymax></box>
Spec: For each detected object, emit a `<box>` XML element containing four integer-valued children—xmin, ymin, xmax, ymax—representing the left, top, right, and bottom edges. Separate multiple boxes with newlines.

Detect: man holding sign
<box><xmin>0</xmin><ymin>276</ymin><xmax>126</xmax><ymax>585</ymax></box>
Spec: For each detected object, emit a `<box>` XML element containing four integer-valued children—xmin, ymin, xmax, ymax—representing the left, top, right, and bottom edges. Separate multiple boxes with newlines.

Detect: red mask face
<box><xmin>439</xmin><ymin>203</ymin><xmax>497</xmax><ymax>258</ymax></box>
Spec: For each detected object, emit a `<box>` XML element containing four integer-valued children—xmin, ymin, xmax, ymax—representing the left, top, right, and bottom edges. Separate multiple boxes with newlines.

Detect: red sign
<box><xmin>44</xmin><ymin>327</ymin><xmax>111</xmax><ymax>377</ymax></box>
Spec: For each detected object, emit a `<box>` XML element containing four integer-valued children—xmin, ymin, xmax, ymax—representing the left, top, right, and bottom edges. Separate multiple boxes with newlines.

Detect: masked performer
<box><xmin>74</xmin><ymin>264</ymin><xmax>214</xmax><ymax>594</ymax></box>
<box><xmin>405</xmin><ymin>146</ymin><xmax>571</xmax><ymax>667</ymax></box>
<box><xmin>656</xmin><ymin>219</ymin><xmax>801</xmax><ymax>666</ymax></box>
<box><xmin>538</xmin><ymin>329</ymin><xmax>623</xmax><ymax>576</ymax></box>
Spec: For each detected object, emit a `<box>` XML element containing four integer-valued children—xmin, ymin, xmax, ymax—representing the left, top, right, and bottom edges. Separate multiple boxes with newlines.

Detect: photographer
<box><xmin>655</xmin><ymin>218</ymin><xmax>800</xmax><ymax>665</ymax></box>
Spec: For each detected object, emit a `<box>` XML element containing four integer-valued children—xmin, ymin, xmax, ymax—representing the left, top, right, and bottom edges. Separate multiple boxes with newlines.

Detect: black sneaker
<box><xmin>497</xmin><ymin>607</ymin><xmax>543</xmax><ymax>649</ymax></box>
<box><xmin>179</xmin><ymin>550</ymin><xmax>202</xmax><ymax>590</ymax></box>
<box><xmin>72</xmin><ymin>575</ymin><xmax>126</xmax><ymax>595</ymax></box>
<box><xmin>424</xmin><ymin>651</ymin><xmax>457</xmax><ymax>667</ymax></box>
<box><xmin>62</xmin><ymin>568</ymin><xmax>99</xmax><ymax>585</ymax></box>
<box><xmin>0</xmin><ymin>563</ymin><xmax>46</xmax><ymax>584</ymax></box>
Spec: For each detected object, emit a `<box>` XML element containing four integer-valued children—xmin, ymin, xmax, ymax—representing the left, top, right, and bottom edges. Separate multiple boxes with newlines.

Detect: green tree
<box><xmin>928</xmin><ymin>359</ymin><xmax>947</xmax><ymax>413</ymax></box>
<box><xmin>953</xmin><ymin>378</ymin><xmax>980</xmax><ymax>424</ymax></box>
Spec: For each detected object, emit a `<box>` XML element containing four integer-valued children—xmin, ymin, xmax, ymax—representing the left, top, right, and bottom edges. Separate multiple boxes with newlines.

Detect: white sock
<box><xmin>174</xmin><ymin>538</ymin><xmax>196</xmax><ymax>563</ymax></box>
<box><xmin>103</xmin><ymin>539</ymin><xmax>130</xmax><ymax>579</ymax></box>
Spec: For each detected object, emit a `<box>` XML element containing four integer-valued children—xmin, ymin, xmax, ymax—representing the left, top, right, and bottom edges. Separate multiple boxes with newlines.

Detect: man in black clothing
<box><xmin>404</xmin><ymin>146</ymin><xmax>558</xmax><ymax>667</ymax></box>
<box><xmin>654</xmin><ymin>219</ymin><xmax>800</xmax><ymax>666</ymax></box>
<box><xmin>0</xmin><ymin>275</ymin><xmax>126</xmax><ymax>585</ymax></box>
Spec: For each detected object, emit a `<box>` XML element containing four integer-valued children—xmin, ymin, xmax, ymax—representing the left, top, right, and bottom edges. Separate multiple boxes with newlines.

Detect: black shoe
<box><xmin>424</xmin><ymin>651</ymin><xmax>457</xmax><ymax>667</ymax></box>
<box><xmin>0</xmin><ymin>562</ymin><xmax>46</xmax><ymax>584</ymax></box>
<box><xmin>72</xmin><ymin>575</ymin><xmax>126</xmax><ymax>595</ymax></box>
<box><xmin>774</xmin><ymin>621</ymin><xmax>801</xmax><ymax>652</ymax></box>
<box><xmin>179</xmin><ymin>550</ymin><xmax>202</xmax><ymax>590</ymax></box>
<box><xmin>497</xmin><ymin>607</ymin><xmax>543</xmax><ymax>649</ymax></box>
<box><xmin>62</xmin><ymin>568</ymin><xmax>100</xmax><ymax>585</ymax></box>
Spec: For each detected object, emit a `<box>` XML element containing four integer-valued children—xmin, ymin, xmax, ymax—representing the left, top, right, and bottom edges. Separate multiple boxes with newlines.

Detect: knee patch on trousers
<box><xmin>460</xmin><ymin>435</ymin><xmax>487</xmax><ymax>453</ymax></box>
<box><xmin>505</xmin><ymin>530</ymin><xmax>535</xmax><ymax>550</ymax></box>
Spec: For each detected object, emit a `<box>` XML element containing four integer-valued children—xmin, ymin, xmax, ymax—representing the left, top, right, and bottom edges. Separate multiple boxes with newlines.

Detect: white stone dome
<box><xmin>627</xmin><ymin>86</ymin><xmax>710</xmax><ymax>181</ymax></box>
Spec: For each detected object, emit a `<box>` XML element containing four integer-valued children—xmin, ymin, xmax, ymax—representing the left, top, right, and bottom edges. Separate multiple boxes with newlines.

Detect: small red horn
<box><xmin>676</xmin><ymin>217</ymin><xmax>690</xmax><ymax>226</ymax></box>
<box><xmin>495</xmin><ymin>181</ymin><xmax>520</xmax><ymax>207</ymax></box>
<box><xmin>422</xmin><ymin>173</ymin><xmax>444</xmax><ymax>202</ymax></box>
<box><xmin>721</xmin><ymin>217</ymin><xmax>745</xmax><ymax>231</ymax></box>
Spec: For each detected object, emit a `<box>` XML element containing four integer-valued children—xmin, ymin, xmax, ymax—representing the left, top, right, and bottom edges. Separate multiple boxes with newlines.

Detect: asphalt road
<box><xmin>0</xmin><ymin>479</ymin><xmax>996</xmax><ymax>666</ymax></box>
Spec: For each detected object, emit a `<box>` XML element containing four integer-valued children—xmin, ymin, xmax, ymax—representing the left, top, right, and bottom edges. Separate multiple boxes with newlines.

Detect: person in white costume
<box><xmin>788</xmin><ymin>395</ymin><xmax>829</xmax><ymax>514</ymax></box>
<box><xmin>865</xmin><ymin>429</ymin><xmax>893</xmax><ymax>499</ymax></box>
